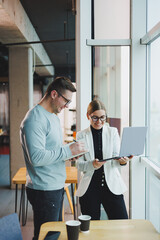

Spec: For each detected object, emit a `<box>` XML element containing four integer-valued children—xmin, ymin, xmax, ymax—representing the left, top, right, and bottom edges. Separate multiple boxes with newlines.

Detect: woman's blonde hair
<box><xmin>87</xmin><ymin>100</ymin><xmax>107</xmax><ymax>116</ymax></box>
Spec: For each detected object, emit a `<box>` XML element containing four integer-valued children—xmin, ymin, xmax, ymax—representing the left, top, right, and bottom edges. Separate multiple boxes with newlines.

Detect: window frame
<box><xmin>140</xmin><ymin>22</ymin><xmax>160</xmax><ymax>177</ymax></box>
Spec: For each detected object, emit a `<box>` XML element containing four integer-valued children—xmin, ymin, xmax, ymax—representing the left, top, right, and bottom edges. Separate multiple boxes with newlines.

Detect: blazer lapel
<box><xmin>102</xmin><ymin>124</ymin><xmax>110</xmax><ymax>159</ymax></box>
<box><xmin>85</xmin><ymin>127</ymin><xmax>95</xmax><ymax>160</ymax></box>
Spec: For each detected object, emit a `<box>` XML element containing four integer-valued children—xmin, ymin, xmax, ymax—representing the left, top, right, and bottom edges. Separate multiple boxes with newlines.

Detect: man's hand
<box><xmin>69</xmin><ymin>155</ymin><xmax>83</xmax><ymax>161</ymax></box>
<box><xmin>69</xmin><ymin>141</ymin><xmax>86</xmax><ymax>156</ymax></box>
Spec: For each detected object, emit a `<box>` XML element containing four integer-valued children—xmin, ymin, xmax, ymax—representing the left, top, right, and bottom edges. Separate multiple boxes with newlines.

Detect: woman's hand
<box><xmin>118</xmin><ymin>155</ymin><xmax>133</xmax><ymax>165</ymax></box>
<box><xmin>92</xmin><ymin>159</ymin><xmax>105</xmax><ymax>169</ymax></box>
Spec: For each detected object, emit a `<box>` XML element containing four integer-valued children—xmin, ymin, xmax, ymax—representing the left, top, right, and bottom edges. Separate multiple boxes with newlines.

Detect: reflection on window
<box><xmin>149</xmin><ymin>38</ymin><xmax>160</xmax><ymax>165</ymax></box>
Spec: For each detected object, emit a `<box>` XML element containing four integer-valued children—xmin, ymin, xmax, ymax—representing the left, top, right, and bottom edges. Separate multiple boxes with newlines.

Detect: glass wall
<box><xmin>93</xmin><ymin>46</ymin><xmax>130</xmax><ymax>215</ymax></box>
<box><xmin>148</xmin><ymin>38</ymin><xmax>160</xmax><ymax>166</ymax></box>
<box><xmin>93</xmin><ymin>46</ymin><xmax>130</xmax><ymax>134</ymax></box>
<box><xmin>145</xmin><ymin>0</ymin><xmax>160</xmax><ymax>231</ymax></box>
<box><xmin>146</xmin><ymin>171</ymin><xmax>160</xmax><ymax>232</ymax></box>
<box><xmin>147</xmin><ymin>0</ymin><xmax>160</xmax><ymax>30</ymax></box>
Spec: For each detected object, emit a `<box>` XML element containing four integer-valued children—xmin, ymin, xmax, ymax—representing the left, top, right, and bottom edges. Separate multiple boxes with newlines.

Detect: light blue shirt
<box><xmin>20</xmin><ymin>104</ymin><xmax>72</xmax><ymax>190</ymax></box>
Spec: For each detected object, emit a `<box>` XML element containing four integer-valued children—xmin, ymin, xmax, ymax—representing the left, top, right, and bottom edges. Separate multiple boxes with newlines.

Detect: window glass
<box><xmin>94</xmin><ymin>0</ymin><xmax>130</xmax><ymax>39</ymax></box>
<box><xmin>146</xmin><ymin>171</ymin><xmax>160</xmax><ymax>232</ymax></box>
<box><xmin>149</xmin><ymin>38</ymin><xmax>160</xmax><ymax>166</ymax></box>
<box><xmin>93</xmin><ymin>46</ymin><xmax>130</xmax><ymax>133</ymax></box>
<box><xmin>147</xmin><ymin>0</ymin><xmax>160</xmax><ymax>30</ymax></box>
<box><xmin>93</xmin><ymin>46</ymin><xmax>130</xmax><ymax>215</ymax></box>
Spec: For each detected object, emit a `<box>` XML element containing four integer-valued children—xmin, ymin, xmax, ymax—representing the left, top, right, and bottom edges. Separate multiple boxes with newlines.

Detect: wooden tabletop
<box><xmin>38</xmin><ymin>219</ymin><xmax>160</xmax><ymax>240</ymax></box>
<box><xmin>12</xmin><ymin>167</ymin><xmax>26</xmax><ymax>184</ymax></box>
<box><xmin>12</xmin><ymin>166</ymin><xmax>77</xmax><ymax>185</ymax></box>
<box><xmin>65</xmin><ymin>166</ymin><xmax>77</xmax><ymax>184</ymax></box>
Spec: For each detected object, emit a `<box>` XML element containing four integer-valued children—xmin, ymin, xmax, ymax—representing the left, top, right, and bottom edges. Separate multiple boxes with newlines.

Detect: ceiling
<box><xmin>0</xmin><ymin>0</ymin><xmax>76</xmax><ymax>82</ymax></box>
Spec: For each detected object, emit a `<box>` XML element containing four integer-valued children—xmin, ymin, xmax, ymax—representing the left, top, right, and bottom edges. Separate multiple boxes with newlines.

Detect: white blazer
<box><xmin>76</xmin><ymin>124</ymin><xmax>127</xmax><ymax>197</ymax></box>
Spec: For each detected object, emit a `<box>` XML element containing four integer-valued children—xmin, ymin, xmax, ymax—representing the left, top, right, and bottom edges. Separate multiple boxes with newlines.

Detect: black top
<box><xmin>90</xmin><ymin>126</ymin><xmax>105</xmax><ymax>187</ymax></box>
<box><xmin>91</xmin><ymin>125</ymin><xmax>103</xmax><ymax>160</ymax></box>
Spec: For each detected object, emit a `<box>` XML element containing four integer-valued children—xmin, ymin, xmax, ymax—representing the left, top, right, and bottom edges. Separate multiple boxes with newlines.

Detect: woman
<box><xmin>76</xmin><ymin>100</ymin><xmax>130</xmax><ymax>220</ymax></box>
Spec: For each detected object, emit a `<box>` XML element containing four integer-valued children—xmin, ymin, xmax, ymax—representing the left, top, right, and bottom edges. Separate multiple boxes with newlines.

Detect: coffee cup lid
<box><xmin>78</xmin><ymin>215</ymin><xmax>91</xmax><ymax>221</ymax></box>
<box><xmin>66</xmin><ymin>220</ymin><xmax>81</xmax><ymax>226</ymax></box>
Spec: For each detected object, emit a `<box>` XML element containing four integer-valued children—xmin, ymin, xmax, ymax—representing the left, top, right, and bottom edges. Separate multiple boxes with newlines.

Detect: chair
<box><xmin>0</xmin><ymin>213</ymin><xmax>23</xmax><ymax>240</ymax></box>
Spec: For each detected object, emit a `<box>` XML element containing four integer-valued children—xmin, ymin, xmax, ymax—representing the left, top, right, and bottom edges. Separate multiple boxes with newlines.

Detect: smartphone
<box><xmin>44</xmin><ymin>231</ymin><xmax>60</xmax><ymax>240</ymax></box>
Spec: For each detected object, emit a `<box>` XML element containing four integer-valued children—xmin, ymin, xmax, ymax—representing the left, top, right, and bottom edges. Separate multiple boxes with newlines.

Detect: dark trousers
<box><xmin>79</xmin><ymin>181</ymin><xmax>128</xmax><ymax>220</ymax></box>
<box><xmin>26</xmin><ymin>187</ymin><xmax>64</xmax><ymax>240</ymax></box>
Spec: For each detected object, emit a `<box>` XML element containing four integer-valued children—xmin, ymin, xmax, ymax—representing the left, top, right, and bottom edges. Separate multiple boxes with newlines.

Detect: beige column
<box><xmin>9</xmin><ymin>47</ymin><xmax>33</xmax><ymax>187</ymax></box>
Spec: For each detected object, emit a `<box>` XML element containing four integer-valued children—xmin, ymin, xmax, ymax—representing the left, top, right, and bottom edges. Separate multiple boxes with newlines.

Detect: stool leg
<box><xmin>65</xmin><ymin>187</ymin><xmax>74</xmax><ymax>214</ymax></box>
<box><xmin>74</xmin><ymin>184</ymin><xmax>77</xmax><ymax>196</ymax></box>
<box><xmin>71</xmin><ymin>184</ymin><xmax>76</xmax><ymax>219</ymax></box>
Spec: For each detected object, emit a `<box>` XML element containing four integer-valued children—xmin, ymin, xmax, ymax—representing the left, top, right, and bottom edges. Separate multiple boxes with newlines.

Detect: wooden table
<box><xmin>12</xmin><ymin>166</ymin><xmax>77</xmax><ymax>225</ymax></box>
<box><xmin>38</xmin><ymin>219</ymin><xmax>160</xmax><ymax>240</ymax></box>
<box><xmin>12</xmin><ymin>167</ymin><xmax>27</xmax><ymax>226</ymax></box>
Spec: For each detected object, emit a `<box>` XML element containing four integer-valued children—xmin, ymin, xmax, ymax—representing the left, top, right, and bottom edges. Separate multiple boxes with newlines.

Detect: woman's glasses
<box><xmin>90</xmin><ymin>115</ymin><xmax>106</xmax><ymax>122</ymax></box>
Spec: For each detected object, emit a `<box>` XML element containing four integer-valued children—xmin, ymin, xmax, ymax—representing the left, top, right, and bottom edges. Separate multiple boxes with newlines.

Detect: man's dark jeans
<box><xmin>26</xmin><ymin>187</ymin><xmax>64</xmax><ymax>240</ymax></box>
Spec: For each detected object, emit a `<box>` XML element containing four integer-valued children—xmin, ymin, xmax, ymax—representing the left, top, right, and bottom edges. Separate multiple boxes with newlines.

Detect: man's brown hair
<box><xmin>46</xmin><ymin>76</ymin><xmax>76</xmax><ymax>97</ymax></box>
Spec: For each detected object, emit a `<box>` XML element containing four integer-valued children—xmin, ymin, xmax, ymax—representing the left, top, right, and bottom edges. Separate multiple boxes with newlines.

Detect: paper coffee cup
<box><xmin>78</xmin><ymin>215</ymin><xmax>91</xmax><ymax>233</ymax></box>
<box><xmin>65</xmin><ymin>220</ymin><xmax>81</xmax><ymax>240</ymax></box>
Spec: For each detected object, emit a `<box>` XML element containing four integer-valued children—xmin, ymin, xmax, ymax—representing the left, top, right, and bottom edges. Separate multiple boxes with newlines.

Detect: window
<box><xmin>144</xmin><ymin>0</ymin><xmax>160</xmax><ymax>230</ymax></box>
<box><xmin>93</xmin><ymin>46</ymin><xmax>130</xmax><ymax>215</ymax></box>
<box><xmin>94</xmin><ymin>0</ymin><xmax>130</xmax><ymax>39</ymax></box>
<box><xmin>93</xmin><ymin>46</ymin><xmax>130</xmax><ymax>133</ymax></box>
<box><xmin>147</xmin><ymin>0</ymin><xmax>160</xmax><ymax>30</ymax></box>
<box><xmin>146</xmin><ymin>171</ymin><xmax>160</xmax><ymax>232</ymax></box>
<box><xmin>148</xmin><ymin>38</ymin><xmax>160</xmax><ymax>166</ymax></box>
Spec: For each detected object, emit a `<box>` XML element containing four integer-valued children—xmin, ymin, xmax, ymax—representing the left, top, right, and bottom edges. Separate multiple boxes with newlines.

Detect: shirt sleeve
<box><xmin>20</xmin><ymin>120</ymin><xmax>72</xmax><ymax>167</ymax></box>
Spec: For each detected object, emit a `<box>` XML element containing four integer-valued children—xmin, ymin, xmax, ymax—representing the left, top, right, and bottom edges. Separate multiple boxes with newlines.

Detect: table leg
<box><xmin>19</xmin><ymin>185</ymin><xmax>23</xmax><ymax>221</ymax></box>
<box><xmin>21</xmin><ymin>184</ymin><xmax>26</xmax><ymax>226</ymax></box>
<box><xmin>71</xmin><ymin>184</ymin><xmax>76</xmax><ymax>219</ymax></box>
<box><xmin>15</xmin><ymin>184</ymin><xmax>18</xmax><ymax>212</ymax></box>
<box><xmin>19</xmin><ymin>184</ymin><xmax>26</xmax><ymax>226</ymax></box>
<box><xmin>25</xmin><ymin>199</ymin><xmax>28</xmax><ymax>225</ymax></box>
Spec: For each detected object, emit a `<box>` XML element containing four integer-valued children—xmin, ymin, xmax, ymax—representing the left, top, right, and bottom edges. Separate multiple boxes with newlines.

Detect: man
<box><xmin>20</xmin><ymin>76</ymin><xmax>85</xmax><ymax>240</ymax></box>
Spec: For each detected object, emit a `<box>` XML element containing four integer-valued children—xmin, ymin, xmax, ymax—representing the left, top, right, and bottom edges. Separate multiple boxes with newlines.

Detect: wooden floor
<box><xmin>0</xmin><ymin>187</ymin><xmax>74</xmax><ymax>240</ymax></box>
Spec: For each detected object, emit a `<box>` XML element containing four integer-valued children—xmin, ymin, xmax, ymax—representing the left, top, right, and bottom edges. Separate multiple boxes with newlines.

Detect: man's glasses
<box><xmin>90</xmin><ymin>115</ymin><xmax>106</xmax><ymax>122</ymax></box>
<box><xmin>56</xmin><ymin>90</ymin><xmax>71</xmax><ymax>106</ymax></box>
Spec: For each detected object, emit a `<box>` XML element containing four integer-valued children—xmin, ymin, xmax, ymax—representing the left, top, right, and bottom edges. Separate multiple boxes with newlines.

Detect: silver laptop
<box><xmin>99</xmin><ymin>126</ymin><xmax>147</xmax><ymax>162</ymax></box>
